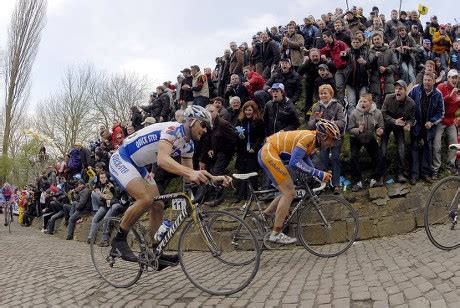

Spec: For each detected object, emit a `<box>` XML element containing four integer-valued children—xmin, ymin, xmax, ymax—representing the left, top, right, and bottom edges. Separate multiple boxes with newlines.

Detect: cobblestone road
<box><xmin>1</xmin><ymin>221</ymin><xmax>460</xmax><ymax>308</ymax></box>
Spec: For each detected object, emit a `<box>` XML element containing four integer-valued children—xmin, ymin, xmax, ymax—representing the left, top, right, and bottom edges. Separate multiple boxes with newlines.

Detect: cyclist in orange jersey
<box><xmin>258</xmin><ymin>119</ymin><xmax>341</xmax><ymax>244</ymax></box>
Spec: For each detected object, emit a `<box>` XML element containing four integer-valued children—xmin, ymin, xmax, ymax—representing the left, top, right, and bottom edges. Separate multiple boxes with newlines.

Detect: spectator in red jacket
<box><xmin>320</xmin><ymin>30</ymin><xmax>349</xmax><ymax>101</ymax></box>
<box><xmin>243</xmin><ymin>66</ymin><xmax>265</xmax><ymax>98</ymax></box>
<box><xmin>111</xmin><ymin>120</ymin><xmax>125</xmax><ymax>149</ymax></box>
<box><xmin>433</xmin><ymin>69</ymin><xmax>460</xmax><ymax>176</ymax></box>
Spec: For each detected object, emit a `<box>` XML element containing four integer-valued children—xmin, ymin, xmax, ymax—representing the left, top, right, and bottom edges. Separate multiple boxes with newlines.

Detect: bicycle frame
<box><xmin>241</xmin><ymin>179</ymin><xmax>323</xmax><ymax>230</ymax></box>
<box><xmin>145</xmin><ymin>191</ymin><xmax>219</xmax><ymax>259</ymax></box>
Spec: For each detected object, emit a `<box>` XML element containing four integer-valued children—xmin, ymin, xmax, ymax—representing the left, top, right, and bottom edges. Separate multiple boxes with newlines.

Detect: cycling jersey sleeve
<box><xmin>160</xmin><ymin>124</ymin><xmax>181</xmax><ymax>144</ymax></box>
<box><xmin>288</xmin><ymin>146</ymin><xmax>325</xmax><ymax>181</ymax></box>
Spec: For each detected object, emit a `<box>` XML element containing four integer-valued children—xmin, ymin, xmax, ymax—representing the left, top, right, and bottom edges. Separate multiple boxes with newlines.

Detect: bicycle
<box><xmin>90</xmin><ymin>180</ymin><xmax>261</xmax><ymax>295</ymax></box>
<box><xmin>3</xmin><ymin>199</ymin><xmax>13</xmax><ymax>234</ymax></box>
<box><xmin>230</xmin><ymin>172</ymin><xmax>359</xmax><ymax>257</ymax></box>
<box><xmin>424</xmin><ymin>144</ymin><xmax>460</xmax><ymax>250</ymax></box>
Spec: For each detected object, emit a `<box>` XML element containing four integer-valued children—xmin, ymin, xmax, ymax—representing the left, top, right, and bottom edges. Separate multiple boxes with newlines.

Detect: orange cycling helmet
<box><xmin>316</xmin><ymin>118</ymin><xmax>341</xmax><ymax>140</ymax></box>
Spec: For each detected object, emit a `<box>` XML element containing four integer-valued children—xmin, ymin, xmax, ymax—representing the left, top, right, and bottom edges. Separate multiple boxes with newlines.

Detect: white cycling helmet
<box><xmin>184</xmin><ymin>105</ymin><xmax>213</xmax><ymax>129</ymax></box>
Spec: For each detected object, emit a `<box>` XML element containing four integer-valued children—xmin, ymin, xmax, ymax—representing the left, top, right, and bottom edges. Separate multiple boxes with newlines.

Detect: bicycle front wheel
<box><xmin>178</xmin><ymin>210</ymin><xmax>260</xmax><ymax>295</ymax></box>
<box><xmin>90</xmin><ymin>217</ymin><xmax>144</xmax><ymax>288</ymax></box>
<box><xmin>297</xmin><ymin>195</ymin><xmax>358</xmax><ymax>257</ymax></box>
<box><xmin>425</xmin><ymin>176</ymin><xmax>460</xmax><ymax>250</ymax></box>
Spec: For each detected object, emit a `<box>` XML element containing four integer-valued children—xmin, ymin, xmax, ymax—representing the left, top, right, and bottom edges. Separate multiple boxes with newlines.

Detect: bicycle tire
<box><xmin>424</xmin><ymin>176</ymin><xmax>460</xmax><ymax>250</ymax></box>
<box><xmin>225</xmin><ymin>207</ymin><xmax>265</xmax><ymax>241</ymax></box>
<box><xmin>178</xmin><ymin>210</ymin><xmax>260</xmax><ymax>295</ymax></box>
<box><xmin>90</xmin><ymin>217</ymin><xmax>144</xmax><ymax>288</ymax></box>
<box><xmin>297</xmin><ymin>195</ymin><xmax>358</xmax><ymax>257</ymax></box>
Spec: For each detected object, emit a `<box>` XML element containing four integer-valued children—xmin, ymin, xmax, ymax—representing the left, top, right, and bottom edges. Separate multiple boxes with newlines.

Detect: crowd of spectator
<box><xmin>2</xmin><ymin>5</ymin><xmax>460</xmax><ymax>237</ymax></box>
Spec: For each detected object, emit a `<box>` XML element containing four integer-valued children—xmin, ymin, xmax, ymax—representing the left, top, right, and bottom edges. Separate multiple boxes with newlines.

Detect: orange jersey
<box><xmin>265</xmin><ymin>130</ymin><xmax>317</xmax><ymax>156</ymax></box>
<box><xmin>259</xmin><ymin>130</ymin><xmax>318</xmax><ymax>185</ymax></box>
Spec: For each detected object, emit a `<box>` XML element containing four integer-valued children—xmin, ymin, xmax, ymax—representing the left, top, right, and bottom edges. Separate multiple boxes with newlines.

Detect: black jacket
<box><xmin>200</xmin><ymin>117</ymin><xmax>238</xmax><ymax>164</ymax></box>
<box><xmin>150</xmin><ymin>92</ymin><xmax>171</xmax><ymax>121</ymax></box>
<box><xmin>131</xmin><ymin>111</ymin><xmax>143</xmax><ymax>131</ymax></box>
<box><xmin>79</xmin><ymin>147</ymin><xmax>93</xmax><ymax>168</ymax></box>
<box><xmin>265</xmin><ymin>70</ymin><xmax>302</xmax><ymax>104</ymax></box>
<box><xmin>235</xmin><ymin>118</ymin><xmax>265</xmax><ymax>172</ymax></box>
<box><xmin>251</xmin><ymin>42</ymin><xmax>263</xmax><ymax>64</ymax></box>
<box><xmin>344</xmin><ymin>47</ymin><xmax>369</xmax><ymax>87</ymax></box>
<box><xmin>298</xmin><ymin>59</ymin><xmax>336</xmax><ymax>86</ymax></box>
<box><xmin>224</xmin><ymin>108</ymin><xmax>241</xmax><ymax>127</ymax></box>
<box><xmin>180</xmin><ymin>76</ymin><xmax>194</xmax><ymax>102</ymax></box>
<box><xmin>224</xmin><ymin>84</ymin><xmax>250</xmax><ymax>105</ymax></box>
<box><xmin>261</xmin><ymin>40</ymin><xmax>281</xmax><ymax>69</ymax></box>
<box><xmin>263</xmin><ymin>98</ymin><xmax>300</xmax><ymax>136</ymax></box>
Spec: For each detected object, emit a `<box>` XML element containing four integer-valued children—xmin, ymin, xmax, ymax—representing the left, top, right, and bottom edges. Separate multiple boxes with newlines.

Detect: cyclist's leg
<box><xmin>120</xmin><ymin>178</ymin><xmax>159</xmax><ymax>232</ymax></box>
<box><xmin>272</xmin><ymin>179</ymin><xmax>295</xmax><ymax>232</ymax></box>
<box><xmin>258</xmin><ymin>144</ymin><xmax>296</xmax><ymax>243</ymax></box>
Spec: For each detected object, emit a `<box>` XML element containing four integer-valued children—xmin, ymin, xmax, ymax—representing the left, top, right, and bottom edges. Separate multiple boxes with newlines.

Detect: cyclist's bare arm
<box><xmin>157</xmin><ymin>140</ymin><xmax>208</xmax><ymax>184</ymax></box>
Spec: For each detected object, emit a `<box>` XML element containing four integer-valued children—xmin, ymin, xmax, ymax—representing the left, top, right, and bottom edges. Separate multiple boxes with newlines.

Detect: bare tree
<box><xmin>35</xmin><ymin>66</ymin><xmax>95</xmax><ymax>156</ymax></box>
<box><xmin>91</xmin><ymin>71</ymin><xmax>149</xmax><ymax>127</ymax></box>
<box><xmin>2</xmin><ymin>0</ymin><xmax>47</xmax><ymax>156</ymax></box>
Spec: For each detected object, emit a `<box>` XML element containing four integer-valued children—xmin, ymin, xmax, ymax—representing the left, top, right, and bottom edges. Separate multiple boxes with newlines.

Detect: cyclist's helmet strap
<box><xmin>316</xmin><ymin>118</ymin><xmax>341</xmax><ymax>140</ymax></box>
<box><xmin>184</xmin><ymin>105</ymin><xmax>213</xmax><ymax>129</ymax></box>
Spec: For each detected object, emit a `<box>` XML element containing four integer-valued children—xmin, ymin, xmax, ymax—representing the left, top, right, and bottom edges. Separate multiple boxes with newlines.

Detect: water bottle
<box><xmin>154</xmin><ymin>220</ymin><xmax>172</xmax><ymax>241</ymax></box>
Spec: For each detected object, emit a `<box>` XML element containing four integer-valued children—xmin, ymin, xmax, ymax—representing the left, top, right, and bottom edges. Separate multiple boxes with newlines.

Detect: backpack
<box><xmin>68</xmin><ymin>148</ymin><xmax>82</xmax><ymax>170</ymax></box>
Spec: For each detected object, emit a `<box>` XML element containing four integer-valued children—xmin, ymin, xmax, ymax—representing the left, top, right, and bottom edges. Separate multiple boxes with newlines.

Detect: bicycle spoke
<box><xmin>297</xmin><ymin>195</ymin><xmax>358</xmax><ymax>257</ymax></box>
<box><xmin>179</xmin><ymin>210</ymin><xmax>260</xmax><ymax>295</ymax></box>
<box><xmin>90</xmin><ymin>217</ymin><xmax>144</xmax><ymax>288</ymax></box>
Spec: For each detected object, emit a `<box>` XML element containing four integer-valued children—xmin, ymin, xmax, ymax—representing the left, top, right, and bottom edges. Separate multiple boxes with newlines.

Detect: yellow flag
<box><xmin>418</xmin><ymin>4</ymin><xmax>429</xmax><ymax>15</ymax></box>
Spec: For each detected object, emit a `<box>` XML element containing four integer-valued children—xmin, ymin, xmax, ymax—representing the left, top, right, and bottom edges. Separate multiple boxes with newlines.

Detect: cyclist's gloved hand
<box><xmin>323</xmin><ymin>172</ymin><xmax>332</xmax><ymax>183</ymax></box>
<box><xmin>311</xmin><ymin>168</ymin><xmax>331</xmax><ymax>182</ymax></box>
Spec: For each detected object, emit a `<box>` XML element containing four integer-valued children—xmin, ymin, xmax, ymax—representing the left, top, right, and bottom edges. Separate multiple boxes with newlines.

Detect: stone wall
<box><xmin>30</xmin><ymin>181</ymin><xmax>433</xmax><ymax>244</ymax></box>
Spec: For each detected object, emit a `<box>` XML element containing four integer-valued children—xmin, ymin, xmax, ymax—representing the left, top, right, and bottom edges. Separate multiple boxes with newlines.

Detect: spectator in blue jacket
<box><xmin>408</xmin><ymin>72</ymin><xmax>445</xmax><ymax>184</ymax></box>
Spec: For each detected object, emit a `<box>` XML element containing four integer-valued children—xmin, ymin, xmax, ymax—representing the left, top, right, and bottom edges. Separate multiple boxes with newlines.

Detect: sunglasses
<box><xmin>199</xmin><ymin>121</ymin><xmax>208</xmax><ymax>129</ymax></box>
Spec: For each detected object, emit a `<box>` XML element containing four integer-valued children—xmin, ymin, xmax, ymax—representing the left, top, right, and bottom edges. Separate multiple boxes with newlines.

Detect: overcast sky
<box><xmin>0</xmin><ymin>0</ymin><xmax>456</xmax><ymax>110</ymax></box>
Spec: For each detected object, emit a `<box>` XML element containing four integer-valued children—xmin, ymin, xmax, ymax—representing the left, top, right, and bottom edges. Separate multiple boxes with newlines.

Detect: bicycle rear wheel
<box><xmin>178</xmin><ymin>210</ymin><xmax>260</xmax><ymax>295</ymax></box>
<box><xmin>425</xmin><ymin>176</ymin><xmax>460</xmax><ymax>250</ymax></box>
<box><xmin>297</xmin><ymin>195</ymin><xmax>358</xmax><ymax>257</ymax></box>
<box><xmin>90</xmin><ymin>217</ymin><xmax>144</xmax><ymax>288</ymax></box>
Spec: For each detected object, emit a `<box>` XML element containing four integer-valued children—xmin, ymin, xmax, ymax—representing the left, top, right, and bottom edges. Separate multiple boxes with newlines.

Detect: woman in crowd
<box><xmin>307</xmin><ymin>84</ymin><xmax>347</xmax><ymax>194</ymax></box>
<box><xmin>234</xmin><ymin>101</ymin><xmax>265</xmax><ymax>202</ymax></box>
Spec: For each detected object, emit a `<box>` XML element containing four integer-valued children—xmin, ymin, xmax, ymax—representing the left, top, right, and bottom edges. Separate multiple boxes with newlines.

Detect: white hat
<box><xmin>141</xmin><ymin>117</ymin><xmax>156</xmax><ymax>125</ymax></box>
<box><xmin>447</xmin><ymin>69</ymin><xmax>459</xmax><ymax>78</ymax></box>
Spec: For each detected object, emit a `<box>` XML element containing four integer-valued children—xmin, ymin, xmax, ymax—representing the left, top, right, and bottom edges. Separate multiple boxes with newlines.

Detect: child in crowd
<box><xmin>313</xmin><ymin>64</ymin><xmax>336</xmax><ymax>101</ymax></box>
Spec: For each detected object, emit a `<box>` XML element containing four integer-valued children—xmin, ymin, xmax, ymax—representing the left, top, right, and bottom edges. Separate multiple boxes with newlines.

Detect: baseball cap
<box><xmin>180</xmin><ymin>68</ymin><xmax>191</xmax><ymax>73</ymax></box>
<box><xmin>447</xmin><ymin>69</ymin><xmax>459</xmax><ymax>77</ymax></box>
<box><xmin>431</xmin><ymin>15</ymin><xmax>438</xmax><ymax>20</ymax></box>
<box><xmin>372</xmin><ymin>6</ymin><xmax>379</xmax><ymax>11</ymax></box>
<box><xmin>271</xmin><ymin>83</ymin><xmax>285</xmax><ymax>91</ymax></box>
<box><xmin>142</xmin><ymin>117</ymin><xmax>156</xmax><ymax>125</ymax></box>
<box><xmin>318</xmin><ymin>64</ymin><xmax>329</xmax><ymax>70</ymax></box>
<box><xmin>439</xmin><ymin>24</ymin><xmax>446</xmax><ymax>29</ymax></box>
<box><xmin>394</xmin><ymin>79</ymin><xmax>408</xmax><ymax>88</ymax></box>
<box><xmin>423</xmin><ymin>39</ymin><xmax>431</xmax><ymax>44</ymax></box>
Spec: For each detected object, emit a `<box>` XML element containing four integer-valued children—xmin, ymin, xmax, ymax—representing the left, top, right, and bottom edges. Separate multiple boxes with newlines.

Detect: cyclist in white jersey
<box><xmin>109</xmin><ymin>105</ymin><xmax>231</xmax><ymax>264</ymax></box>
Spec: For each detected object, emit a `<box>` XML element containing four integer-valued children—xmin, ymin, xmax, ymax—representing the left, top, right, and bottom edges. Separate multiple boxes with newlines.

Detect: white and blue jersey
<box><xmin>109</xmin><ymin>122</ymin><xmax>194</xmax><ymax>189</ymax></box>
